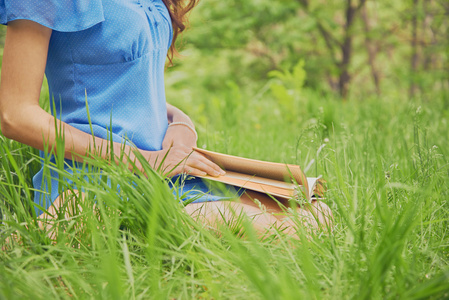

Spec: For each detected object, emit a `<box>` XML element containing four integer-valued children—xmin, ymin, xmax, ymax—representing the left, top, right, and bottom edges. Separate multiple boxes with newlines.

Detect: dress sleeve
<box><xmin>0</xmin><ymin>0</ymin><xmax>104</xmax><ymax>32</ymax></box>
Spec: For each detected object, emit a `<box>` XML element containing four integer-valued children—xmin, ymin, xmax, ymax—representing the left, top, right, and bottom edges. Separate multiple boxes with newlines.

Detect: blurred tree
<box><xmin>409</xmin><ymin>0</ymin><xmax>420</xmax><ymax>98</ymax></box>
<box><xmin>360</xmin><ymin>5</ymin><xmax>380</xmax><ymax>95</ymax></box>
<box><xmin>181</xmin><ymin>0</ymin><xmax>448</xmax><ymax>101</ymax></box>
<box><xmin>0</xmin><ymin>1</ymin><xmax>447</xmax><ymax>102</ymax></box>
<box><xmin>403</xmin><ymin>0</ymin><xmax>449</xmax><ymax>101</ymax></box>
<box><xmin>297</xmin><ymin>0</ymin><xmax>368</xmax><ymax>98</ymax></box>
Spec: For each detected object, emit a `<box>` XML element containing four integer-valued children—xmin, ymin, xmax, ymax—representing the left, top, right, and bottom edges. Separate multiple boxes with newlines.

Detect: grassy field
<box><xmin>1</xmin><ymin>68</ymin><xmax>448</xmax><ymax>299</ymax></box>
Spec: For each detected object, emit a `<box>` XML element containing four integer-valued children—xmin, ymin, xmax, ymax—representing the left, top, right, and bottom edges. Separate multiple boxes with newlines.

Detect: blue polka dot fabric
<box><xmin>1</xmin><ymin>0</ymin><xmax>241</xmax><ymax>214</ymax></box>
<box><xmin>2</xmin><ymin>0</ymin><xmax>240</xmax><ymax>214</ymax></box>
<box><xmin>0</xmin><ymin>0</ymin><xmax>105</xmax><ymax>32</ymax></box>
<box><xmin>1</xmin><ymin>0</ymin><xmax>203</xmax><ymax>210</ymax></box>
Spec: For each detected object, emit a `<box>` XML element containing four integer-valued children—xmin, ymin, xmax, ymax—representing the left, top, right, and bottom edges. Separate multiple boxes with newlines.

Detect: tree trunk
<box><xmin>409</xmin><ymin>0</ymin><xmax>420</xmax><ymax>98</ymax></box>
<box><xmin>339</xmin><ymin>0</ymin><xmax>356</xmax><ymax>99</ymax></box>
<box><xmin>361</xmin><ymin>5</ymin><xmax>381</xmax><ymax>95</ymax></box>
<box><xmin>297</xmin><ymin>0</ymin><xmax>367</xmax><ymax>99</ymax></box>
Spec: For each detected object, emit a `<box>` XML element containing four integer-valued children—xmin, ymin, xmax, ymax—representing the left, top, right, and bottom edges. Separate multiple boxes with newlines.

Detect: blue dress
<box><xmin>0</xmin><ymin>0</ymin><xmax>240</xmax><ymax>214</ymax></box>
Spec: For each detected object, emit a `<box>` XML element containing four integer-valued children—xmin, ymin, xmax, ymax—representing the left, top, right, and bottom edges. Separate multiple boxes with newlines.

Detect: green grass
<box><xmin>1</xmin><ymin>77</ymin><xmax>449</xmax><ymax>299</ymax></box>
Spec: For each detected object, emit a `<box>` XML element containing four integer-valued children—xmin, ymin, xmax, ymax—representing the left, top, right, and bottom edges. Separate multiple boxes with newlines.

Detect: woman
<box><xmin>0</xmin><ymin>0</ymin><xmax>332</xmax><ymax>238</ymax></box>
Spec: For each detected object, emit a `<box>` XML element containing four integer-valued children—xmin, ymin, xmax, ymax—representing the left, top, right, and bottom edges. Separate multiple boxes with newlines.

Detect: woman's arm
<box><xmin>163</xmin><ymin>103</ymin><xmax>197</xmax><ymax>149</ymax></box>
<box><xmin>0</xmin><ymin>20</ymin><xmax>127</xmax><ymax>162</ymax></box>
<box><xmin>166</xmin><ymin>103</ymin><xmax>194</xmax><ymax>126</ymax></box>
<box><xmin>0</xmin><ymin>20</ymin><xmax>223</xmax><ymax>177</ymax></box>
<box><xmin>163</xmin><ymin>104</ymin><xmax>225</xmax><ymax>176</ymax></box>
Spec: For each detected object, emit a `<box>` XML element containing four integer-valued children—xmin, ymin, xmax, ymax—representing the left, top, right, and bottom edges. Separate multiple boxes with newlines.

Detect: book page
<box><xmin>306</xmin><ymin>177</ymin><xmax>322</xmax><ymax>199</ymax></box>
<box><xmin>200</xmin><ymin>171</ymin><xmax>301</xmax><ymax>200</ymax></box>
<box><xmin>194</xmin><ymin>148</ymin><xmax>308</xmax><ymax>191</ymax></box>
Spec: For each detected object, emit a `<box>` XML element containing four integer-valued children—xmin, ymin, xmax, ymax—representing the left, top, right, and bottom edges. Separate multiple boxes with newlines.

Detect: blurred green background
<box><xmin>166</xmin><ymin>0</ymin><xmax>448</xmax><ymax>101</ymax></box>
<box><xmin>1</xmin><ymin>0</ymin><xmax>448</xmax><ymax>120</ymax></box>
<box><xmin>161</xmin><ymin>0</ymin><xmax>448</xmax><ymax>158</ymax></box>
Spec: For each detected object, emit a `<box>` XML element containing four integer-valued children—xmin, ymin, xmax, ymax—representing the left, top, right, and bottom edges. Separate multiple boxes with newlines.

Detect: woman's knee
<box><xmin>302</xmin><ymin>200</ymin><xmax>334</xmax><ymax>229</ymax></box>
<box><xmin>240</xmin><ymin>191</ymin><xmax>334</xmax><ymax>232</ymax></box>
<box><xmin>184</xmin><ymin>201</ymin><xmax>280</xmax><ymax>235</ymax></box>
<box><xmin>184</xmin><ymin>196</ymin><xmax>334</xmax><ymax>237</ymax></box>
<box><xmin>39</xmin><ymin>189</ymin><xmax>86</xmax><ymax>220</ymax></box>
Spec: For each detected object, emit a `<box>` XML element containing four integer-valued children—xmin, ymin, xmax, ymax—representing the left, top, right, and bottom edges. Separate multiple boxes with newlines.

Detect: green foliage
<box><xmin>0</xmin><ymin>26</ymin><xmax>5</xmax><ymax>47</ymax></box>
<box><xmin>2</xmin><ymin>86</ymin><xmax>449</xmax><ymax>298</ymax></box>
<box><xmin>269</xmin><ymin>59</ymin><xmax>307</xmax><ymax>119</ymax></box>
<box><xmin>177</xmin><ymin>0</ymin><xmax>449</xmax><ymax>99</ymax></box>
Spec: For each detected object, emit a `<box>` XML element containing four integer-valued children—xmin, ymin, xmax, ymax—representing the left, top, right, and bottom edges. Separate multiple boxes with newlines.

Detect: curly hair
<box><xmin>161</xmin><ymin>0</ymin><xmax>199</xmax><ymax>65</ymax></box>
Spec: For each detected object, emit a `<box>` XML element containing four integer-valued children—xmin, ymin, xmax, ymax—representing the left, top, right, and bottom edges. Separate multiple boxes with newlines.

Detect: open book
<box><xmin>193</xmin><ymin>148</ymin><xmax>325</xmax><ymax>202</ymax></box>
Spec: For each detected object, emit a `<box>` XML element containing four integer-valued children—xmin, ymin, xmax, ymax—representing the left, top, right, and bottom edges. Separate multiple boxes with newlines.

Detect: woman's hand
<box><xmin>159</xmin><ymin>103</ymin><xmax>225</xmax><ymax>177</ymax></box>
<box><xmin>160</xmin><ymin>126</ymin><xmax>225</xmax><ymax>177</ymax></box>
<box><xmin>163</xmin><ymin>103</ymin><xmax>197</xmax><ymax>148</ymax></box>
<box><xmin>145</xmin><ymin>145</ymin><xmax>225</xmax><ymax>177</ymax></box>
<box><xmin>162</xmin><ymin>123</ymin><xmax>197</xmax><ymax>149</ymax></box>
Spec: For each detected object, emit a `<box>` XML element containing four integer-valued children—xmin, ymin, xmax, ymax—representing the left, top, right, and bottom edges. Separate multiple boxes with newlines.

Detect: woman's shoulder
<box><xmin>0</xmin><ymin>0</ymin><xmax>105</xmax><ymax>32</ymax></box>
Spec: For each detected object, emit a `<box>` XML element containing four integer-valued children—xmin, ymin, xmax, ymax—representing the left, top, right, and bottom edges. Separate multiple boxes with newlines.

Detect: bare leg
<box><xmin>302</xmin><ymin>200</ymin><xmax>334</xmax><ymax>231</ymax></box>
<box><xmin>37</xmin><ymin>190</ymin><xmax>86</xmax><ymax>239</ymax></box>
<box><xmin>11</xmin><ymin>188</ymin><xmax>333</xmax><ymax>242</ymax></box>
<box><xmin>47</xmin><ymin>191</ymin><xmax>284</xmax><ymax>239</ymax></box>
<box><xmin>239</xmin><ymin>191</ymin><xmax>333</xmax><ymax>234</ymax></box>
<box><xmin>43</xmin><ymin>190</ymin><xmax>294</xmax><ymax>240</ymax></box>
<box><xmin>1</xmin><ymin>190</ymin><xmax>85</xmax><ymax>248</ymax></box>
<box><xmin>184</xmin><ymin>200</ymin><xmax>283</xmax><ymax>237</ymax></box>
<box><xmin>184</xmin><ymin>191</ymin><xmax>334</xmax><ymax>238</ymax></box>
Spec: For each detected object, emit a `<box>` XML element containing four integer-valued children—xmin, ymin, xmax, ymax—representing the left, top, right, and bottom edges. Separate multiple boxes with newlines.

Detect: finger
<box><xmin>187</xmin><ymin>154</ymin><xmax>225</xmax><ymax>177</ymax></box>
<box><xmin>166</xmin><ymin>165</ymin><xmax>206</xmax><ymax>177</ymax></box>
<box><xmin>184</xmin><ymin>166</ymin><xmax>208</xmax><ymax>177</ymax></box>
<box><xmin>195</xmin><ymin>152</ymin><xmax>223</xmax><ymax>170</ymax></box>
<box><xmin>164</xmin><ymin>147</ymin><xmax>224</xmax><ymax>176</ymax></box>
<box><xmin>194</xmin><ymin>153</ymin><xmax>226</xmax><ymax>175</ymax></box>
<box><xmin>172</xmin><ymin>148</ymin><xmax>217</xmax><ymax>172</ymax></box>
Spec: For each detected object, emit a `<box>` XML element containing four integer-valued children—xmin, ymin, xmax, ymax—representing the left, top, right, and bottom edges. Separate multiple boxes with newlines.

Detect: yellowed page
<box><xmin>200</xmin><ymin>171</ymin><xmax>301</xmax><ymax>199</ymax></box>
<box><xmin>194</xmin><ymin>148</ymin><xmax>310</xmax><ymax>200</ymax></box>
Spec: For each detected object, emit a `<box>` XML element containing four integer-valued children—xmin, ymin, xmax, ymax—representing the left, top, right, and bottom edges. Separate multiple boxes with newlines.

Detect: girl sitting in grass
<box><xmin>0</xmin><ymin>0</ymin><xmax>332</xmax><ymax>239</ymax></box>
